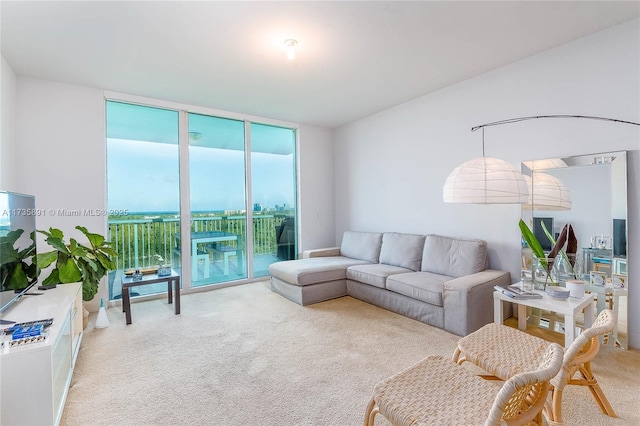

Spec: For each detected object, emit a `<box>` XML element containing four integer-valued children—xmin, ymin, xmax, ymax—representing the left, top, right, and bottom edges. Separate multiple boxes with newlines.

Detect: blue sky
<box><xmin>106</xmin><ymin>101</ymin><xmax>296</xmax><ymax>213</ymax></box>
<box><xmin>107</xmin><ymin>139</ymin><xmax>295</xmax><ymax>213</ymax></box>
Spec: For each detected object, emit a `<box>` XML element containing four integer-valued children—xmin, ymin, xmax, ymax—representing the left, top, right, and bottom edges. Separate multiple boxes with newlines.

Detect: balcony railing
<box><xmin>108</xmin><ymin>215</ymin><xmax>289</xmax><ymax>271</ymax></box>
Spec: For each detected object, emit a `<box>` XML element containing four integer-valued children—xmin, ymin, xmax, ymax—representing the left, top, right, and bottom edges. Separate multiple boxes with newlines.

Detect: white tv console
<box><xmin>1</xmin><ymin>283</ymin><xmax>83</xmax><ymax>426</ymax></box>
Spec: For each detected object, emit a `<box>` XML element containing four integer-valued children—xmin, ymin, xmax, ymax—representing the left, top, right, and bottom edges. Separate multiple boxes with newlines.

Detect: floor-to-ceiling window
<box><xmin>106</xmin><ymin>99</ymin><xmax>297</xmax><ymax>300</ymax></box>
<box><xmin>105</xmin><ymin>101</ymin><xmax>181</xmax><ymax>300</ymax></box>
<box><xmin>250</xmin><ymin>123</ymin><xmax>297</xmax><ymax>277</ymax></box>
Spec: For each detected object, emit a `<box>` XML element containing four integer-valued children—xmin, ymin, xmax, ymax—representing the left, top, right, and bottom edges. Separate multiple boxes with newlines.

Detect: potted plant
<box><xmin>519</xmin><ymin>219</ymin><xmax>578</xmax><ymax>289</ymax></box>
<box><xmin>36</xmin><ymin>226</ymin><xmax>117</xmax><ymax>302</ymax></box>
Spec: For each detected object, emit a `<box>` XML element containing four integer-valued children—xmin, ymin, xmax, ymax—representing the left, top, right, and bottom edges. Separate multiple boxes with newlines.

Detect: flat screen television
<box><xmin>533</xmin><ymin>217</ymin><xmax>554</xmax><ymax>252</ymax></box>
<box><xmin>613</xmin><ymin>218</ymin><xmax>626</xmax><ymax>257</ymax></box>
<box><xmin>0</xmin><ymin>191</ymin><xmax>38</xmax><ymax>316</ymax></box>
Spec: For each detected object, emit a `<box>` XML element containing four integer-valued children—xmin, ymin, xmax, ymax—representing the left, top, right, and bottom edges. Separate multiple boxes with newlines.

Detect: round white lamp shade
<box><xmin>443</xmin><ymin>157</ymin><xmax>529</xmax><ymax>204</ymax></box>
<box><xmin>522</xmin><ymin>173</ymin><xmax>572</xmax><ymax>211</ymax></box>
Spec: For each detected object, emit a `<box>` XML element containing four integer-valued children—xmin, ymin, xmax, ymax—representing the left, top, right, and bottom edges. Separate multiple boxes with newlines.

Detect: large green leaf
<box><xmin>36</xmin><ymin>251</ymin><xmax>58</xmax><ymax>268</ymax></box>
<box><xmin>76</xmin><ymin>226</ymin><xmax>105</xmax><ymax>249</ymax></box>
<box><xmin>45</xmin><ymin>236</ymin><xmax>70</xmax><ymax>254</ymax></box>
<box><xmin>0</xmin><ymin>243</ymin><xmax>20</xmax><ymax>264</ymax></box>
<box><xmin>58</xmin><ymin>258</ymin><xmax>82</xmax><ymax>283</ymax></box>
<box><xmin>8</xmin><ymin>263</ymin><xmax>28</xmax><ymax>290</ymax></box>
<box><xmin>42</xmin><ymin>269</ymin><xmax>60</xmax><ymax>285</ymax></box>
<box><xmin>519</xmin><ymin>219</ymin><xmax>545</xmax><ymax>260</ymax></box>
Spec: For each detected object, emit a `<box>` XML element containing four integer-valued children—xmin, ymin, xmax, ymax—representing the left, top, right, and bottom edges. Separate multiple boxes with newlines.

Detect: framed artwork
<box><xmin>613</xmin><ymin>274</ymin><xmax>627</xmax><ymax>289</ymax></box>
<box><xmin>590</xmin><ymin>271</ymin><xmax>607</xmax><ymax>286</ymax></box>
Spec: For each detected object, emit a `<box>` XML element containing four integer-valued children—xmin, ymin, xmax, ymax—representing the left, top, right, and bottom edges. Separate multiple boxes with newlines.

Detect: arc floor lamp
<box><xmin>442</xmin><ymin>115</ymin><xmax>640</xmax><ymax>205</ymax></box>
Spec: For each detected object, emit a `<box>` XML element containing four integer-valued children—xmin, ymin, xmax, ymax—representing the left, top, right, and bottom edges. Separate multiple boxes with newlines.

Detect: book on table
<box><xmin>494</xmin><ymin>284</ymin><xmax>543</xmax><ymax>299</ymax></box>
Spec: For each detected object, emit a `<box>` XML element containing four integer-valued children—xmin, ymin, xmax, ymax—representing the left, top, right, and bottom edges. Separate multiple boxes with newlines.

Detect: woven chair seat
<box><xmin>454</xmin><ymin>323</ymin><xmax>551</xmax><ymax>380</ymax></box>
<box><xmin>452</xmin><ymin>310</ymin><xmax>617</xmax><ymax>425</ymax></box>
<box><xmin>372</xmin><ymin>356</ymin><xmax>502</xmax><ymax>426</ymax></box>
<box><xmin>366</xmin><ymin>346</ymin><xmax>564</xmax><ymax>426</ymax></box>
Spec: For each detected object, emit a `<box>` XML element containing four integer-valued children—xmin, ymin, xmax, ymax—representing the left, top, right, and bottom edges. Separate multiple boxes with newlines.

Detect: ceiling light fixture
<box><xmin>284</xmin><ymin>39</ymin><xmax>298</xmax><ymax>60</ymax></box>
<box><xmin>443</xmin><ymin>115</ymin><xmax>640</xmax><ymax>205</ymax></box>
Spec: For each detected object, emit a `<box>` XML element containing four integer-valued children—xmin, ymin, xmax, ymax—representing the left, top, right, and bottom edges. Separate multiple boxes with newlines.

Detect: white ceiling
<box><xmin>1</xmin><ymin>1</ymin><xmax>639</xmax><ymax>129</ymax></box>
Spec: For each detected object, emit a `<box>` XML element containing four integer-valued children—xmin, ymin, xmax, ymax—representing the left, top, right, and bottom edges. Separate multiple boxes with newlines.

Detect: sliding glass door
<box><xmin>188</xmin><ymin>113</ymin><xmax>248</xmax><ymax>286</ymax></box>
<box><xmin>106</xmin><ymin>99</ymin><xmax>297</xmax><ymax>298</ymax></box>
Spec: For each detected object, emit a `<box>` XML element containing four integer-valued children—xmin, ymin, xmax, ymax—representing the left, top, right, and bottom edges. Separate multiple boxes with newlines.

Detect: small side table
<box><xmin>121</xmin><ymin>270</ymin><xmax>181</xmax><ymax>325</ymax></box>
<box><xmin>494</xmin><ymin>285</ymin><xmax>595</xmax><ymax>348</ymax></box>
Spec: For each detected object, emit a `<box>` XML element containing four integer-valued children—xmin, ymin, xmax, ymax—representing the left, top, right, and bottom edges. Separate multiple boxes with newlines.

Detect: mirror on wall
<box><xmin>521</xmin><ymin>151</ymin><xmax>628</xmax><ymax>347</ymax></box>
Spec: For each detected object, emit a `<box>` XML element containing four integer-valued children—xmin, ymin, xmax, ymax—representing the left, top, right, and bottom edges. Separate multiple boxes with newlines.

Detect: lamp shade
<box><xmin>443</xmin><ymin>157</ymin><xmax>529</xmax><ymax>204</ymax></box>
<box><xmin>522</xmin><ymin>158</ymin><xmax>567</xmax><ymax>171</ymax></box>
<box><xmin>522</xmin><ymin>173</ymin><xmax>572</xmax><ymax>211</ymax></box>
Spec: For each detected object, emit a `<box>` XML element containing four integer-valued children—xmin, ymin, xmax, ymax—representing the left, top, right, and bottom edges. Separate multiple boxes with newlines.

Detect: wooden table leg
<box><xmin>517</xmin><ymin>304</ymin><xmax>527</xmax><ymax>330</ymax></box>
<box><xmin>122</xmin><ymin>286</ymin><xmax>132</xmax><ymax>325</ymax></box>
<box><xmin>167</xmin><ymin>281</ymin><xmax>173</xmax><ymax>304</ymax></box>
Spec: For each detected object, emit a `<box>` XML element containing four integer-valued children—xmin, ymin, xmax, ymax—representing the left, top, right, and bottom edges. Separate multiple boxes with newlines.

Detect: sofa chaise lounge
<box><xmin>268</xmin><ymin>231</ymin><xmax>511</xmax><ymax>336</ymax></box>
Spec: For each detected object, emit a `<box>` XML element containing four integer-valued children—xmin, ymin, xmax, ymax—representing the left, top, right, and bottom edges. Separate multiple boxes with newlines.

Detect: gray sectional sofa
<box><xmin>268</xmin><ymin>231</ymin><xmax>511</xmax><ymax>336</ymax></box>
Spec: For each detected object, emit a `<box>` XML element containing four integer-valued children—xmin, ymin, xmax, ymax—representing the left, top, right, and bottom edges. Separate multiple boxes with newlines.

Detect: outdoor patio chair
<box><xmin>363</xmin><ymin>343</ymin><xmax>563</xmax><ymax>426</ymax></box>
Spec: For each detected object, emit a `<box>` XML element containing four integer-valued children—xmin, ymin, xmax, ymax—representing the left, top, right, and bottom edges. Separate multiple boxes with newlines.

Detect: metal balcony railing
<box><xmin>108</xmin><ymin>214</ymin><xmax>289</xmax><ymax>271</ymax></box>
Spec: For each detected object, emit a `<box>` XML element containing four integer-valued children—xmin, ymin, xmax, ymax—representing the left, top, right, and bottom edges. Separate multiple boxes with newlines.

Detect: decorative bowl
<box><xmin>545</xmin><ymin>286</ymin><xmax>570</xmax><ymax>300</ymax></box>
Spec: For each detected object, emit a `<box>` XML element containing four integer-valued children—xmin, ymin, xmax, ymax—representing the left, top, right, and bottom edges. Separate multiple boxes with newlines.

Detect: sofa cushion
<box><xmin>379</xmin><ymin>232</ymin><xmax>426</xmax><ymax>271</ymax></box>
<box><xmin>340</xmin><ymin>231</ymin><xmax>383</xmax><ymax>263</ymax></box>
<box><xmin>268</xmin><ymin>256</ymin><xmax>370</xmax><ymax>286</ymax></box>
<box><xmin>346</xmin><ymin>264</ymin><xmax>414</xmax><ymax>289</ymax></box>
<box><xmin>386</xmin><ymin>272</ymin><xmax>452</xmax><ymax>307</ymax></box>
<box><xmin>421</xmin><ymin>235</ymin><xmax>488</xmax><ymax>278</ymax></box>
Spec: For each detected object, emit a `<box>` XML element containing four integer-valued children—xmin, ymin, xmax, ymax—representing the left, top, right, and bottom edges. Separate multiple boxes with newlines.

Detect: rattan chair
<box><xmin>364</xmin><ymin>343</ymin><xmax>563</xmax><ymax>426</ymax></box>
<box><xmin>452</xmin><ymin>309</ymin><xmax>617</xmax><ymax>425</ymax></box>
<box><xmin>544</xmin><ymin>309</ymin><xmax>617</xmax><ymax>425</ymax></box>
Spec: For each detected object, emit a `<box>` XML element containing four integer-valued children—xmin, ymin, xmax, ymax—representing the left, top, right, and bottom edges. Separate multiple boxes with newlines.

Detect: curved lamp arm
<box><xmin>471</xmin><ymin>115</ymin><xmax>640</xmax><ymax>132</ymax></box>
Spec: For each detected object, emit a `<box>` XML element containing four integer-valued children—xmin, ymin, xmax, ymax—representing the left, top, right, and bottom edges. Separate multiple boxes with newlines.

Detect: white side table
<box><xmin>494</xmin><ymin>287</ymin><xmax>595</xmax><ymax>348</ymax></box>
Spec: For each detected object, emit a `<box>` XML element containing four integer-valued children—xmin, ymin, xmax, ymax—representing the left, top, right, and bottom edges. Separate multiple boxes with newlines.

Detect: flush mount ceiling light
<box><xmin>443</xmin><ymin>115</ymin><xmax>640</xmax><ymax>205</ymax></box>
<box><xmin>284</xmin><ymin>39</ymin><xmax>298</xmax><ymax>60</ymax></box>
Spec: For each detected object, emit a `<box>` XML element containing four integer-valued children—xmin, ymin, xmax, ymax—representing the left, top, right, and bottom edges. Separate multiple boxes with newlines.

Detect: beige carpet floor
<box><xmin>61</xmin><ymin>282</ymin><xmax>640</xmax><ymax>425</ymax></box>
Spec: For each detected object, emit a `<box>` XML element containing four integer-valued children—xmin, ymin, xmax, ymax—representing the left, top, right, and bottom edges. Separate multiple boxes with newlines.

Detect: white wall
<box><xmin>15</xmin><ymin>77</ymin><xmax>107</xmax><ymax>312</ymax></box>
<box><xmin>1</xmin><ymin>56</ymin><xmax>17</xmax><ymax>190</ymax></box>
<box><xmin>11</xmin><ymin>79</ymin><xmax>337</xmax><ymax>311</ymax></box>
<box><xmin>334</xmin><ymin>19</ymin><xmax>640</xmax><ymax>347</ymax></box>
<box><xmin>298</xmin><ymin>124</ymin><xmax>335</xmax><ymax>251</ymax></box>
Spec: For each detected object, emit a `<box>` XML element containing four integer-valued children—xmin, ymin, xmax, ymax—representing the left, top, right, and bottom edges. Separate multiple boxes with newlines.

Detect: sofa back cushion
<box><xmin>421</xmin><ymin>234</ymin><xmax>488</xmax><ymax>277</ymax></box>
<box><xmin>379</xmin><ymin>232</ymin><xmax>426</xmax><ymax>271</ymax></box>
<box><xmin>340</xmin><ymin>231</ymin><xmax>383</xmax><ymax>263</ymax></box>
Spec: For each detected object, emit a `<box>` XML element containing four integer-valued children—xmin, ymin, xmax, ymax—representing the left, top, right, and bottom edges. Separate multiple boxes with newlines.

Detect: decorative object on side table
<box><xmin>566</xmin><ymin>279</ymin><xmax>586</xmax><ymax>298</ymax></box>
<box><xmin>590</xmin><ymin>271</ymin><xmax>607</xmax><ymax>286</ymax></box>
<box><xmin>545</xmin><ymin>286</ymin><xmax>570</xmax><ymax>300</ymax></box>
<box><xmin>612</xmin><ymin>274</ymin><xmax>626</xmax><ymax>289</ymax></box>
<box><xmin>155</xmin><ymin>254</ymin><xmax>172</xmax><ymax>277</ymax></box>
